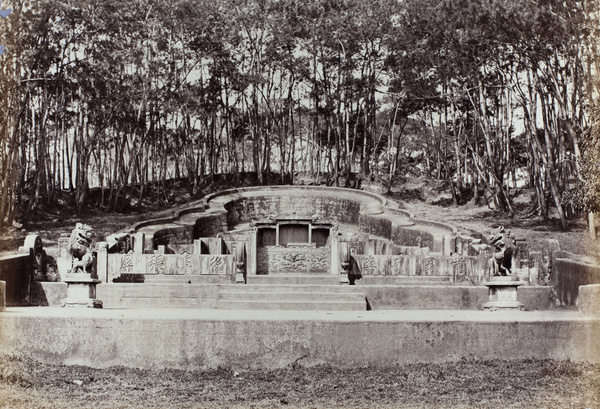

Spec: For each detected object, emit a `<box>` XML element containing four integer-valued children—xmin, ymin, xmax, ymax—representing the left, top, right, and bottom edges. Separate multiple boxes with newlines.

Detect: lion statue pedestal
<box><xmin>482</xmin><ymin>275</ymin><xmax>525</xmax><ymax>311</ymax></box>
<box><xmin>62</xmin><ymin>274</ymin><xmax>103</xmax><ymax>308</ymax></box>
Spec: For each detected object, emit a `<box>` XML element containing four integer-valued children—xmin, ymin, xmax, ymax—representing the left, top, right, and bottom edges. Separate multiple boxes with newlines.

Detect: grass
<box><xmin>0</xmin><ymin>355</ymin><xmax>599</xmax><ymax>408</ymax></box>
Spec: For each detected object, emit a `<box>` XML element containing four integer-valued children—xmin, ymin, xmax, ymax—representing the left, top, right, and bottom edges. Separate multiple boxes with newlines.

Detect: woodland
<box><xmin>0</xmin><ymin>0</ymin><xmax>599</xmax><ymax>231</ymax></box>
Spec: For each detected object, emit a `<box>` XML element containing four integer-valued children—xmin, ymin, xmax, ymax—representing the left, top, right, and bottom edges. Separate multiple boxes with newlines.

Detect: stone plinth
<box><xmin>483</xmin><ymin>276</ymin><xmax>525</xmax><ymax>311</ymax></box>
<box><xmin>61</xmin><ymin>273</ymin><xmax>103</xmax><ymax>308</ymax></box>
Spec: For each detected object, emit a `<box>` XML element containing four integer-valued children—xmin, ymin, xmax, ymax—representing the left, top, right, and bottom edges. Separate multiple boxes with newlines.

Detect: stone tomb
<box><xmin>251</xmin><ymin>218</ymin><xmax>339</xmax><ymax>275</ymax></box>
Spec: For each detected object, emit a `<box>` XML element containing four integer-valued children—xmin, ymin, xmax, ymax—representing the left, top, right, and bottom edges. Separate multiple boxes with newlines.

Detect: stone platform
<box><xmin>0</xmin><ymin>307</ymin><xmax>598</xmax><ymax>370</ymax></box>
<box><xmin>31</xmin><ymin>280</ymin><xmax>556</xmax><ymax>310</ymax></box>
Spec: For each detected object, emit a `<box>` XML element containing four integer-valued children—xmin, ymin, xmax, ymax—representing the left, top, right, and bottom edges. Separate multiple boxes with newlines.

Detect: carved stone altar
<box><xmin>482</xmin><ymin>276</ymin><xmax>525</xmax><ymax>311</ymax></box>
<box><xmin>251</xmin><ymin>218</ymin><xmax>338</xmax><ymax>276</ymax></box>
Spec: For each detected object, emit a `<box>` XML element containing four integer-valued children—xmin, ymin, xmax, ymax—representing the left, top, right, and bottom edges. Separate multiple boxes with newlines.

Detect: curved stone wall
<box><xmin>224</xmin><ymin>196</ymin><xmax>362</xmax><ymax>228</ymax></box>
<box><xmin>134</xmin><ymin>186</ymin><xmax>456</xmax><ymax>253</ymax></box>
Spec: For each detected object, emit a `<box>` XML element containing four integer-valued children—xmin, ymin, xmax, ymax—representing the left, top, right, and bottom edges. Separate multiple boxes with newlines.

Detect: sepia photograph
<box><xmin>0</xmin><ymin>0</ymin><xmax>599</xmax><ymax>407</ymax></box>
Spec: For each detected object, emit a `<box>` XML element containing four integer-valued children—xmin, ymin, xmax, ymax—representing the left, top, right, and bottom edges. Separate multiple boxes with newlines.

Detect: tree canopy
<box><xmin>0</xmin><ymin>0</ymin><xmax>598</xmax><ymax>230</ymax></box>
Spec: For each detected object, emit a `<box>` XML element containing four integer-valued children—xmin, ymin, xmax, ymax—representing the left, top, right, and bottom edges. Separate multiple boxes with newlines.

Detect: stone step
<box><xmin>246</xmin><ymin>274</ymin><xmax>453</xmax><ymax>286</ymax></box>
<box><xmin>143</xmin><ymin>275</ymin><xmax>232</xmax><ymax>284</ymax></box>
<box><xmin>221</xmin><ymin>284</ymin><xmax>361</xmax><ymax>293</ymax></box>
<box><xmin>219</xmin><ymin>290</ymin><xmax>365</xmax><ymax>302</ymax></box>
<box><xmin>216</xmin><ymin>299</ymin><xmax>367</xmax><ymax>311</ymax></box>
<box><xmin>356</xmin><ymin>275</ymin><xmax>452</xmax><ymax>286</ymax></box>
<box><xmin>216</xmin><ymin>281</ymin><xmax>367</xmax><ymax>310</ymax></box>
<box><xmin>247</xmin><ymin>274</ymin><xmax>342</xmax><ymax>285</ymax></box>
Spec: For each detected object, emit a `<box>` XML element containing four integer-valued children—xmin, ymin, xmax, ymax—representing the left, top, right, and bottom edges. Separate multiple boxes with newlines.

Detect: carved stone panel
<box><xmin>256</xmin><ymin>247</ymin><xmax>330</xmax><ymax>274</ymax></box>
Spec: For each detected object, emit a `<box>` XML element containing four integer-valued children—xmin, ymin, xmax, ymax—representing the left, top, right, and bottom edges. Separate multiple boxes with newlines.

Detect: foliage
<box><xmin>0</xmin><ymin>0</ymin><xmax>595</xmax><ymax>229</ymax></box>
<box><xmin>580</xmin><ymin>107</ymin><xmax>600</xmax><ymax>213</ymax></box>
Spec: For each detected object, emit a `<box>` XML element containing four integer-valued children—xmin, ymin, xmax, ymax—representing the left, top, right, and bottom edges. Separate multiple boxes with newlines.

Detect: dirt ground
<box><xmin>1</xmin><ymin>355</ymin><xmax>599</xmax><ymax>409</ymax></box>
<box><xmin>387</xmin><ymin>178</ymin><xmax>600</xmax><ymax>263</ymax></box>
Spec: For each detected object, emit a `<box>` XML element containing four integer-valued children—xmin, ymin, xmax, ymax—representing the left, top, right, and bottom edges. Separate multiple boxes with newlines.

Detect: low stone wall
<box><xmin>30</xmin><ymin>282</ymin><xmax>67</xmax><ymax>306</ymax></box>
<box><xmin>552</xmin><ymin>258</ymin><xmax>600</xmax><ymax>306</ymax></box>
<box><xmin>153</xmin><ymin>227</ymin><xmax>194</xmax><ymax>248</ymax></box>
<box><xmin>97</xmin><ymin>283</ymin><xmax>222</xmax><ymax>309</ymax></box>
<box><xmin>194</xmin><ymin>211</ymin><xmax>228</xmax><ymax>238</ymax></box>
<box><xmin>352</xmin><ymin>254</ymin><xmax>487</xmax><ymax>283</ymax></box>
<box><xmin>0</xmin><ymin>254</ymin><xmax>32</xmax><ymax>306</ymax></box>
<box><xmin>392</xmin><ymin>226</ymin><xmax>435</xmax><ymax>250</ymax></box>
<box><xmin>137</xmin><ymin>210</ymin><xmax>227</xmax><ymax>252</ymax></box>
<box><xmin>1</xmin><ymin>310</ymin><xmax>598</xmax><ymax>369</ymax></box>
<box><xmin>362</xmin><ymin>286</ymin><xmax>555</xmax><ymax>311</ymax></box>
<box><xmin>358</xmin><ymin>214</ymin><xmax>392</xmax><ymax>239</ymax></box>
<box><xmin>106</xmin><ymin>253</ymin><xmax>236</xmax><ymax>282</ymax></box>
<box><xmin>137</xmin><ymin>186</ymin><xmax>459</xmax><ymax>256</ymax></box>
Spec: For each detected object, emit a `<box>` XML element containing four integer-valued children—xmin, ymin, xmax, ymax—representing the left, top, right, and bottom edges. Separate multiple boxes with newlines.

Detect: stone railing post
<box><xmin>96</xmin><ymin>242</ymin><xmax>108</xmax><ymax>283</ymax></box>
<box><xmin>132</xmin><ymin>232</ymin><xmax>145</xmax><ymax>254</ymax></box>
<box><xmin>339</xmin><ymin>242</ymin><xmax>351</xmax><ymax>284</ymax></box>
<box><xmin>0</xmin><ymin>280</ymin><xmax>5</xmax><ymax>312</ymax></box>
<box><xmin>443</xmin><ymin>234</ymin><xmax>456</xmax><ymax>256</ymax></box>
<box><xmin>234</xmin><ymin>243</ymin><xmax>247</xmax><ymax>284</ymax></box>
<box><xmin>248</xmin><ymin>225</ymin><xmax>258</xmax><ymax>276</ymax></box>
<box><xmin>330</xmin><ymin>225</ymin><xmax>339</xmax><ymax>277</ymax></box>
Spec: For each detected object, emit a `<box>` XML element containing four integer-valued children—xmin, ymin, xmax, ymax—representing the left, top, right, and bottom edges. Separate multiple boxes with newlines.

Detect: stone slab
<box><xmin>482</xmin><ymin>301</ymin><xmax>524</xmax><ymax>311</ymax></box>
<box><xmin>579</xmin><ymin>284</ymin><xmax>600</xmax><ymax>316</ymax></box>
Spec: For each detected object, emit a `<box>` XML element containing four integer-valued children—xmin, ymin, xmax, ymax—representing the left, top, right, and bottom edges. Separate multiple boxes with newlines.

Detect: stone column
<box><xmin>132</xmin><ymin>233</ymin><xmax>145</xmax><ymax>254</ymax></box>
<box><xmin>96</xmin><ymin>242</ymin><xmax>109</xmax><ymax>283</ymax></box>
<box><xmin>234</xmin><ymin>243</ymin><xmax>246</xmax><ymax>284</ymax></box>
<box><xmin>0</xmin><ymin>280</ymin><xmax>5</xmax><ymax>312</ymax></box>
<box><xmin>193</xmin><ymin>239</ymin><xmax>203</xmax><ymax>255</ymax></box>
<box><xmin>338</xmin><ymin>240</ymin><xmax>350</xmax><ymax>284</ymax></box>
<box><xmin>56</xmin><ymin>234</ymin><xmax>72</xmax><ymax>281</ymax></box>
<box><xmin>443</xmin><ymin>235</ymin><xmax>456</xmax><ymax>256</ymax></box>
<box><xmin>248</xmin><ymin>226</ymin><xmax>258</xmax><ymax>276</ymax></box>
<box><xmin>330</xmin><ymin>225</ymin><xmax>339</xmax><ymax>276</ymax></box>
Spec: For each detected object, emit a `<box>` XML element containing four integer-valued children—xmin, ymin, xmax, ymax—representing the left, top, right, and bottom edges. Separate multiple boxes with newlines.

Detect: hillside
<box><xmin>0</xmin><ymin>177</ymin><xmax>597</xmax><ymax>263</ymax></box>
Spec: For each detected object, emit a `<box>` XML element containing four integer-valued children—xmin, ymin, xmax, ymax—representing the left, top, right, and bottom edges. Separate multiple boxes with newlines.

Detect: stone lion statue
<box><xmin>68</xmin><ymin>223</ymin><xmax>96</xmax><ymax>275</ymax></box>
<box><xmin>488</xmin><ymin>226</ymin><xmax>518</xmax><ymax>276</ymax></box>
